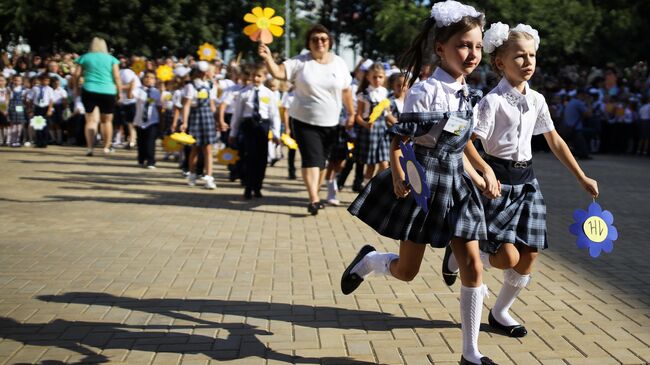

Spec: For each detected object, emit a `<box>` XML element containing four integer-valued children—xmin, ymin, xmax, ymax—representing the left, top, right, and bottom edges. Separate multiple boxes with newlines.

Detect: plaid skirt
<box><xmin>329</xmin><ymin>125</ymin><xmax>349</xmax><ymax>161</ymax></box>
<box><xmin>188</xmin><ymin>105</ymin><xmax>217</xmax><ymax>146</ymax></box>
<box><xmin>348</xmin><ymin>149</ymin><xmax>487</xmax><ymax>247</ymax></box>
<box><xmin>479</xmin><ymin>179</ymin><xmax>548</xmax><ymax>253</ymax></box>
<box><xmin>356</xmin><ymin>117</ymin><xmax>390</xmax><ymax>164</ymax></box>
<box><xmin>8</xmin><ymin>101</ymin><xmax>26</xmax><ymax>125</ymax></box>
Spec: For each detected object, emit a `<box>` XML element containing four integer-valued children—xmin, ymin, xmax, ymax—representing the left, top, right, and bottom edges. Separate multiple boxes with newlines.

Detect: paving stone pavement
<box><xmin>0</xmin><ymin>145</ymin><xmax>648</xmax><ymax>365</ymax></box>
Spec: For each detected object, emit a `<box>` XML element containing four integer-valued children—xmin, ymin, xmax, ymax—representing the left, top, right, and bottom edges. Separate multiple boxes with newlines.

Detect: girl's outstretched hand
<box><xmin>579</xmin><ymin>176</ymin><xmax>599</xmax><ymax>198</ymax></box>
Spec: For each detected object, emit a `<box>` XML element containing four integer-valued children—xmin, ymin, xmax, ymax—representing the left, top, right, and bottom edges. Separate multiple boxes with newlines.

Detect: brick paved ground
<box><xmin>0</xmin><ymin>145</ymin><xmax>648</xmax><ymax>365</ymax></box>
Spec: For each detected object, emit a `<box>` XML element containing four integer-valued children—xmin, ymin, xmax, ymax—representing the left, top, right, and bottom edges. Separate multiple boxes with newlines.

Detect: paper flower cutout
<box><xmin>216</xmin><ymin>147</ymin><xmax>240</xmax><ymax>165</ymax></box>
<box><xmin>281</xmin><ymin>133</ymin><xmax>297</xmax><ymax>150</ymax></box>
<box><xmin>131</xmin><ymin>59</ymin><xmax>145</xmax><ymax>75</ymax></box>
<box><xmin>569</xmin><ymin>201</ymin><xmax>618</xmax><ymax>258</ymax></box>
<box><xmin>30</xmin><ymin>115</ymin><xmax>47</xmax><ymax>130</ymax></box>
<box><xmin>399</xmin><ymin>141</ymin><xmax>431</xmax><ymax>212</ymax></box>
<box><xmin>156</xmin><ymin>65</ymin><xmax>174</xmax><ymax>82</ymax></box>
<box><xmin>243</xmin><ymin>7</ymin><xmax>285</xmax><ymax>44</ymax></box>
<box><xmin>368</xmin><ymin>99</ymin><xmax>390</xmax><ymax>125</ymax></box>
<box><xmin>197</xmin><ymin>42</ymin><xmax>218</xmax><ymax>61</ymax></box>
<box><xmin>170</xmin><ymin>132</ymin><xmax>196</xmax><ymax>145</ymax></box>
<box><xmin>162</xmin><ymin>135</ymin><xmax>183</xmax><ymax>152</ymax></box>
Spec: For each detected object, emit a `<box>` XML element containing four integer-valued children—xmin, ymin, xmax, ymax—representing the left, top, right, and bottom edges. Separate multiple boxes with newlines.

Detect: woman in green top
<box><xmin>73</xmin><ymin>37</ymin><xmax>122</xmax><ymax>156</ymax></box>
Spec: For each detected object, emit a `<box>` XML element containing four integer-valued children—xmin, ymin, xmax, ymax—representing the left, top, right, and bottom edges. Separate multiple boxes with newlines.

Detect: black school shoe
<box><xmin>442</xmin><ymin>245</ymin><xmax>458</xmax><ymax>286</ymax></box>
<box><xmin>460</xmin><ymin>355</ymin><xmax>498</xmax><ymax>365</ymax></box>
<box><xmin>340</xmin><ymin>245</ymin><xmax>376</xmax><ymax>295</ymax></box>
<box><xmin>307</xmin><ymin>203</ymin><xmax>319</xmax><ymax>215</ymax></box>
<box><xmin>488</xmin><ymin>310</ymin><xmax>528</xmax><ymax>338</ymax></box>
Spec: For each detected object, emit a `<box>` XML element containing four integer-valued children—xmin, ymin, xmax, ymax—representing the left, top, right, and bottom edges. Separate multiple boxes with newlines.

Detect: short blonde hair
<box><xmin>89</xmin><ymin>37</ymin><xmax>108</xmax><ymax>53</ymax></box>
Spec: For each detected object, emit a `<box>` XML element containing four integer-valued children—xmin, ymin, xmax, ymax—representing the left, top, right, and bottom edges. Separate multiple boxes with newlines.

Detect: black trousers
<box><xmin>33</xmin><ymin>107</ymin><xmax>49</xmax><ymax>148</ymax></box>
<box><xmin>136</xmin><ymin>124</ymin><xmax>157</xmax><ymax>166</ymax></box>
<box><xmin>241</xmin><ymin>118</ymin><xmax>270</xmax><ymax>191</ymax></box>
<box><xmin>287</xmin><ymin>118</ymin><xmax>297</xmax><ymax>176</ymax></box>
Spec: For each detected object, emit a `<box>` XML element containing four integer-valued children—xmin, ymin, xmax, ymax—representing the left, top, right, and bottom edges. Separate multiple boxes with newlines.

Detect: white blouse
<box><xmin>356</xmin><ymin>85</ymin><xmax>389</xmax><ymax>119</ymax></box>
<box><xmin>403</xmin><ymin>67</ymin><xmax>475</xmax><ymax>147</ymax></box>
<box><xmin>474</xmin><ymin>78</ymin><xmax>555</xmax><ymax>161</ymax></box>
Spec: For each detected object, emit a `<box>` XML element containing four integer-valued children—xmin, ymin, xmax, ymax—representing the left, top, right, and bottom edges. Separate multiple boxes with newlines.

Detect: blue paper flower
<box><xmin>569</xmin><ymin>201</ymin><xmax>618</xmax><ymax>258</ymax></box>
<box><xmin>399</xmin><ymin>141</ymin><xmax>431</xmax><ymax>213</ymax></box>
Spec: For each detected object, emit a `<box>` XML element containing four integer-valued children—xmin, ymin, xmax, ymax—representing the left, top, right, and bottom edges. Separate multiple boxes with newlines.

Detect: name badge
<box><xmin>443</xmin><ymin>115</ymin><xmax>468</xmax><ymax>136</ymax></box>
<box><xmin>15</xmin><ymin>105</ymin><xmax>24</xmax><ymax>113</ymax></box>
<box><xmin>197</xmin><ymin>90</ymin><xmax>208</xmax><ymax>100</ymax></box>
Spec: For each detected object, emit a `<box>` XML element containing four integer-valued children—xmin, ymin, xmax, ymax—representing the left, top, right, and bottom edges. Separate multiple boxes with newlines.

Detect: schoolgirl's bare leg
<box><xmin>203</xmin><ymin>144</ymin><xmax>213</xmax><ymax>176</ymax></box>
<box><xmin>388</xmin><ymin>240</ymin><xmax>426</xmax><ymax>281</ymax></box>
<box><xmin>487</xmin><ymin>243</ymin><xmax>520</xmax><ymax>270</ymax></box>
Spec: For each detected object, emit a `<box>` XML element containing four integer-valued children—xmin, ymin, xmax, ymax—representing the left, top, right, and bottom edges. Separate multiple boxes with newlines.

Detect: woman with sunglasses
<box><xmin>259</xmin><ymin>24</ymin><xmax>355</xmax><ymax>215</ymax></box>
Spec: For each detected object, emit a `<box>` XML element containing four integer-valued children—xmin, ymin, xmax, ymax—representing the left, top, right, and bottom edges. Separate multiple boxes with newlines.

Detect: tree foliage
<box><xmin>0</xmin><ymin>0</ymin><xmax>647</xmax><ymax>68</ymax></box>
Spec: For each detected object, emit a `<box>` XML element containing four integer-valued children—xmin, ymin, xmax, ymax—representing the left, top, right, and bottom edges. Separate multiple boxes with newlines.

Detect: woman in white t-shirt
<box><xmin>259</xmin><ymin>24</ymin><xmax>356</xmax><ymax>215</ymax></box>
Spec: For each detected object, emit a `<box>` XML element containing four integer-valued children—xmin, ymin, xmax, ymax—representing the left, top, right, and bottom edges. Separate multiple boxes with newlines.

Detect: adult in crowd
<box><xmin>73</xmin><ymin>37</ymin><xmax>122</xmax><ymax>156</ymax></box>
<box><xmin>258</xmin><ymin>24</ymin><xmax>355</xmax><ymax>215</ymax></box>
<box><xmin>563</xmin><ymin>89</ymin><xmax>593</xmax><ymax>159</ymax></box>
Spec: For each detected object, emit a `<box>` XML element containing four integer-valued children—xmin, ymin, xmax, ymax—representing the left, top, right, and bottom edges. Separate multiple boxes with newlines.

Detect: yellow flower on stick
<box><xmin>156</xmin><ymin>65</ymin><xmax>174</xmax><ymax>82</ymax></box>
<box><xmin>197</xmin><ymin>42</ymin><xmax>218</xmax><ymax>61</ymax></box>
<box><xmin>368</xmin><ymin>99</ymin><xmax>391</xmax><ymax>125</ymax></box>
<box><xmin>131</xmin><ymin>58</ymin><xmax>145</xmax><ymax>75</ymax></box>
<box><xmin>162</xmin><ymin>135</ymin><xmax>183</xmax><ymax>152</ymax></box>
<box><xmin>243</xmin><ymin>7</ymin><xmax>285</xmax><ymax>44</ymax></box>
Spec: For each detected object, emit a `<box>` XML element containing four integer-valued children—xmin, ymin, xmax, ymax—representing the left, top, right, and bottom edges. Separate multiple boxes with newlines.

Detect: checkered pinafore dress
<box><xmin>356</xmin><ymin>90</ymin><xmax>391</xmax><ymax>164</ymax></box>
<box><xmin>8</xmin><ymin>88</ymin><xmax>26</xmax><ymax>125</ymax></box>
<box><xmin>348</xmin><ymin>90</ymin><xmax>487</xmax><ymax>247</ymax></box>
<box><xmin>188</xmin><ymin>84</ymin><xmax>217</xmax><ymax>146</ymax></box>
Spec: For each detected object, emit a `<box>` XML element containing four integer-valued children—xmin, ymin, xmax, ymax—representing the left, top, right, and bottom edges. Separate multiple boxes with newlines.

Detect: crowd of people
<box><xmin>0</xmin><ymin>1</ymin><xmax>646</xmax><ymax>364</ymax></box>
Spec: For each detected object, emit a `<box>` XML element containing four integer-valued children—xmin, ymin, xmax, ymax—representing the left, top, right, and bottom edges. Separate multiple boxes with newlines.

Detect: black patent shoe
<box><xmin>488</xmin><ymin>310</ymin><xmax>528</xmax><ymax>338</ymax></box>
<box><xmin>460</xmin><ymin>355</ymin><xmax>498</xmax><ymax>365</ymax></box>
<box><xmin>307</xmin><ymin>203</ymin><xmax>319</xmax><ymax>215</ymax></box>
<box><xmin>340</xmin><ymin>245</ymin><xmax>376</xmax><ymax>295</ymax></box>
<box><xmin>442</xmin><ymin>245</ymin><xmax>458</xmax><ymax>286</ymax></box>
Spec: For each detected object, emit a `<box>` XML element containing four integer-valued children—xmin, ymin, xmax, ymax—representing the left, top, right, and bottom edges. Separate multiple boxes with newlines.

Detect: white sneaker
<box><xmin>204</xmin><ymin>175</ymin><xmax>216</xmax><ymax>190</ymax></box>
<box><xmin>326</xmin><ymin>180</ymin><xmax>340</xmax><ymax>206</ymax></box>
<box><xmin>23</xmin><ymin>141</ymin><xmax>32</xmax><ymax>147</ymax></box>
<box><xmin>188</xmin><ymin>173</ymin><xmax>197</xmax><ymax>186</ymax></box>
<box><xmin>146</xmin><ymin>165</ymin><xmax>156</xmax><ymax>170</ymax></box>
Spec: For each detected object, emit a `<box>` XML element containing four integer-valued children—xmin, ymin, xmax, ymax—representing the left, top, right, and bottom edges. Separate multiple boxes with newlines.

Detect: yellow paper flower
<box><xmin>170</xmin><ymin>132</ymin><xmax>196</xmax><ymax>145</ymax></box>
<box><xmin>162</xmin><ymin>135</ymin><xmax>183</xmax><ymax>152</ymax></box>
<box><xmin>243</xmin><ymin>7</ymin><xmax>285</xmax><ymax>44</ymax></box>
<box><xmin>197</xmin><ymin>42</ymin><xmax>218</xmax><ymax>61</ymax></box>
<box><xmin>131</xmin><ymin>59</ymin><xmax>145</xmax><ymax>75</ymax></box>
<box><xmin>368</xmin><ymin>99</ymin><xmax>391</xmax><ymax>125</ymax></box>
<box><xmin>156</xmin><ymin>65</ymin><xmax>174</xmax><ymax>82</ymax></box>
<box><xmin>216</xmin><ymin>147</ymin><xmax>240</xmax><ymax>165</ymax></box>
<box><xmin>197</xmin><ymin>90</ymin><xmax>209</xmax><ymax>100</ymax></box>
<box><xmin>281</xmin><ymin>133</ymin><xmax>298</xmax><ymax>150</ymax></box>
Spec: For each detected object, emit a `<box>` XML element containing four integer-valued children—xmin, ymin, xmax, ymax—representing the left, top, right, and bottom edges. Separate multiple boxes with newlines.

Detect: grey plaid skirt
<box><xmin>8</xmin><ymin>100</ymin><xmax>26</xmax><ymax>125</ymax></box>
<box><xmin>188</xmin><ymin>104</ymin><xmax>217</xmax><ymax>146</ymax></box>
<box><xmin>356</xmin><ymin>117</ymin><xmax>390</xmax><ymax>164</ymax></box>
<box><xmin>480</xmin><ymin>179</ymin><xmax>548</xmax><ymax>253</ymax></box>
<box><xmin>348</xmin><ymin>110</ymin><xmax>487</xmax><ymax>247</ymax></box>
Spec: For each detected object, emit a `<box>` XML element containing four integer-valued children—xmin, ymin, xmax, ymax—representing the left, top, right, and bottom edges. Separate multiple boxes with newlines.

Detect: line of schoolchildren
<box><xmin>0</xmin><ymin>72</ymin><xmax>68</xmax><ymax>147</ymax></box>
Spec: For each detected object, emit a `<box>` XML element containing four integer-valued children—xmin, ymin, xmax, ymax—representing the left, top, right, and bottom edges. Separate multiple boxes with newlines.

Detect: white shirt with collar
<box><xmin>474</xmin><ymin>78</ymin><xmax>555</xmax><ymax>162</ymax></box>
<box><xmin>220</xmin><ymin>82</ymin><xmax>244</xmax><ymax>114</ymax></box>
<box><xmin>403</xmin><ymin>67</ymin><xmax>475</xmax><ymax>147</ymax></box>
<box><xmin>133</xmin><ymin>86</ymin><xmax>161</xmax><ymax>129</ymax></box>
<box><xmin>182</xmin><ymin>79</ymin><xmax>217</xmax><ymax>108</ymax></box>
<box><xmin>356</xmin><ymin>85</ymin><xmax>389</xmax><ymax>119</ymax></box>
<box><xmin>229</xmin><ymin>84</ymin><xmax>281</xmax><ymax>139</ymax></box>
<box><xmin>52</xmin><ymin>87</ymin><xmax>68</xmax><ymax>105</ymax></box>
<box><xmin>28</xmin><ymin>85</ymin><xmax>55</xmax><ymax>108</ymax></box>
<box><xmin>119</xmin><ymin>68</ymin><xmax>141</xmax><ymax>105</ymax></box>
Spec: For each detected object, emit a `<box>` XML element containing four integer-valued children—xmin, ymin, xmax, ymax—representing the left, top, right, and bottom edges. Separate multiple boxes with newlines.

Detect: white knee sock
<box><xmin>351</xmin><ymin>251</ymin><xmax>398</xmax><ymax>278</ymax></box>
<box><xmin>492</xmin><ymin>268</ymin><xmax>530</xmax><ymax>326</ymax></box>
<box><xmin>460</xmin><ymin>284</ymin><xmax>488</xmax><ymax>364</ymax></box>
